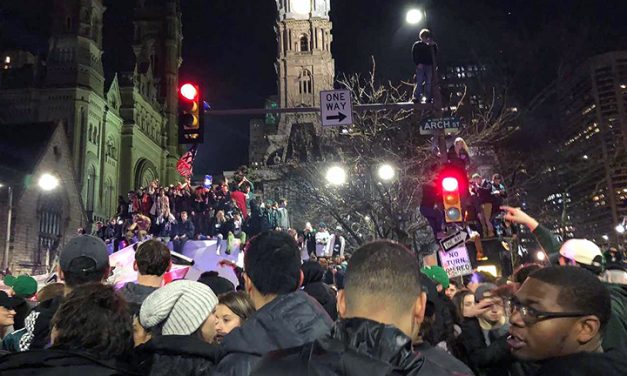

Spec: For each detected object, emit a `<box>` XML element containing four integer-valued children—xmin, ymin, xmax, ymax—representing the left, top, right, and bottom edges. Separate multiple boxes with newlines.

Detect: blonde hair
<box><xmin>454</xmin><ymin>137</ymin><xmax>469</xmax><ymax>154</ymax></box>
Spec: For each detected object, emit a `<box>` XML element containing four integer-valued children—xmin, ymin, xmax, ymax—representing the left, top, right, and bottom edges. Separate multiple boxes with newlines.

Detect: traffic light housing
<box><xmin>178</xmin><ymin>82</ymin><xmax>204</xmax><ymax>144</ymax></box>
<box><xmin>441</xmin><ymin>175</ymin><xmax>463</xmax><ymax>223</ymax></box>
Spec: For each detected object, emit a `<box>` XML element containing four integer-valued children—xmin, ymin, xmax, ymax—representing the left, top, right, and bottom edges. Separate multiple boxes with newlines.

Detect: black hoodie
<box><xmin>301</xmin><ymin>260</ymin><xmax>338</xmax><ymax>320</ymax></box>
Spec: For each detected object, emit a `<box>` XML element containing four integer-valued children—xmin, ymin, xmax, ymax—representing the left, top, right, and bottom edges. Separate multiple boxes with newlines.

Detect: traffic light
<box><xmin>441</xmin><ymin>175</ymin><xmax>463</xmax><ymax>223</ymax></box>
<box><xmin>178</xmin><ymin>82</ymin><xmax>204</xmax><ymax>144</ymax></box>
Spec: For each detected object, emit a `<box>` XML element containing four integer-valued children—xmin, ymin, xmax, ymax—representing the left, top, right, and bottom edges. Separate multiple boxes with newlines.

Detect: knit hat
<box><xmin>421</xmin><ymin>266</ymin><xmax>450</xmax><ymax>289</ymax></box>
<box><xmin>559</xmin><ymin>239</ymin><xmax>605</xmax><ymax>274</ymax></box>
<box><xmin>474</xmin><ymin>283</ymin><xmax>498</xmax><ymax>303</ymax></box>
<box><xmin>140</xmin><ymin>280</ymin><xmax>218</xmax><ymax>336</ymax></box>
<box><xmin>0</xmin><ymin>290</ymin><xmax>19</xmax><ymax>309</ymax></box>
<box><xmin>3</xmin><ymin>275</ymin><xmax>38</xmax><ymax>298</ymax></box>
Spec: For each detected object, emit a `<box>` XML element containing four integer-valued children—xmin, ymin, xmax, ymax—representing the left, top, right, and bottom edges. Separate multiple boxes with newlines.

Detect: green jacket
<box><xmin>532</xmin><ymin>224</ymin><xmax>627</xmax><ymax>353</ymax></box>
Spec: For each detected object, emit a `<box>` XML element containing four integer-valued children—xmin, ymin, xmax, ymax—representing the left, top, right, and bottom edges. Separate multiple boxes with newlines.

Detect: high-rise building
<box><xmin>549</xmin><ymin>51</ymin><xmax>627</xmax><ymax>241</ymax></box>
<box><xmin>0</xmin><ymin>0</ymin><xmax>183</xmax><ymax>223</ymax></box>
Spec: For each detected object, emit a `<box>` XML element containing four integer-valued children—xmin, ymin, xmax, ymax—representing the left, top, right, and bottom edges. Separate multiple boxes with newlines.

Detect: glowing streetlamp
<box><xmin>326</xmin><ymin>166</ymin><xmax>347</xmax><ymax>186</ymax></box>
<box><xmin>406</xmin><ymin>9</ymin><xmax>425</xmax><ymax>25</ymax></box>
<box><xmin>38</xmin><ymin>173</ymin><xmax>60</xmax><ymax>192</ymax></box>
<box><xmin>377</xmin><ymin>164</ymin><xmax>396</xmax><ymax>181</ymax></box>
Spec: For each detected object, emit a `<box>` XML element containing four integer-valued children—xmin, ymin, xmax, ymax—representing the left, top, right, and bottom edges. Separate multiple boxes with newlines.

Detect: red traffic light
<box><xmin>442</xmin><ymin>177</ymin><xmax>459</xmax><ymax>192</ymax></box>
<box><xmin>180</xmin><ymin>83</ymin><xmax>198</xmax><ymax>101</ymax></box>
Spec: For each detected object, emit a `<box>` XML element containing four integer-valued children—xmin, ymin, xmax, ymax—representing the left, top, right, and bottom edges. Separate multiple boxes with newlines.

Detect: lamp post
<box><xmin>326</xmin><ymin>166</ymin><xmax>347</xmax><ymax>186</ymax></box>
<box><xmin>377</xmin><ymin>164</ymin><xmax>396</xmax><ymax>181</ymax></box>
<box><xmin>406</xmin><ymin>8</ymin><xmax>425</xmax><ymax>25</ymax></box>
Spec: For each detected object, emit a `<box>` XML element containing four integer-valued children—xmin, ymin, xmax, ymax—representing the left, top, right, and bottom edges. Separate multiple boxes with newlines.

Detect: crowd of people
<box><xmin>0</xmin><ymin>201</ymin><xmax>624</xmax><ymax>375</ymax></box>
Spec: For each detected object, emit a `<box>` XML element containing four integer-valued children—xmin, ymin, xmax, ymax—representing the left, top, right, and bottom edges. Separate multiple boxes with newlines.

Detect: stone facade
<box><xmin>0</xmin><ymin>0</ymin><xmax>182</xmax><ymax>223</ymax></box>
<box><xmin>0</xmin><ymin>122</ymin><xmax>88</xmax><ymax>274</ymax></box>
<box><xmin>250</xmin><ymin>0</ymin><xmax>335</xmax><ymax>166</ymax></box>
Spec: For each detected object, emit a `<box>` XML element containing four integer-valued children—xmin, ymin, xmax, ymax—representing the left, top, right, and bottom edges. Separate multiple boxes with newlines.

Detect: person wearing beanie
<box><xmin>421</xmin><ymin>265</ymin><xmax>450</xmax><ymax>292</ymax></box>
<box><xmin>3</xmin><ymin>275</ymin><xmax>38</xmax><ymax>331</ymax></box>
<box><xmin>134</xmin><ymin>280</ymin><xmax>219</xmax><ymax>374</ymax></box>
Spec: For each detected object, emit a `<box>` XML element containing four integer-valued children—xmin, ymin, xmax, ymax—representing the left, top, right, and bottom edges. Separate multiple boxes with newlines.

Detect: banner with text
<box><xmin>439</xmin><ymin>244</ymin><xmax>473</xmax><ymax>278</ymax></box>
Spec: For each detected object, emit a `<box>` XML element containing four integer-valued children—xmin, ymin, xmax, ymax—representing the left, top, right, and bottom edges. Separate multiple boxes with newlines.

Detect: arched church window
<box><xmin>300</xmin><ymin>34</ymin><xmax>309</xmax><ymax>52</ymax></box>
<box><xmin>299</xmin><ymin>70</ymin><xmax>312</xmax><ymax>94</ymax></box>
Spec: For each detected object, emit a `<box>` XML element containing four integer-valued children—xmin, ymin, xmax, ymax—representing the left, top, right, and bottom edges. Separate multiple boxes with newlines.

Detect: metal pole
<box><xmin>4</xmin><ymin>186</ymin><xmax>12</xmax><ymax>270</ymax></box>
<box><xmin>204</xmin><ymin>102</ymin><xmax>432</xmax><ymax>116</ymax></box>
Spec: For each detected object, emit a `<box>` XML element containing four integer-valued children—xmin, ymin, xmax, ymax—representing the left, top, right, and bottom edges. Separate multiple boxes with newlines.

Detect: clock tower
<box><xmin>276</xmin><ymin>0</ymin><xmax>335</xmax><ymax>108</ymax></box>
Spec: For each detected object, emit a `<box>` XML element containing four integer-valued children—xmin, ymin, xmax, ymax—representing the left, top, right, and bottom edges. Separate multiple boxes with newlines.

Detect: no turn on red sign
<box><xmin>320</xmin><ymin>89</ymin><xmax>353</xmax><ymax>127</ymax></box>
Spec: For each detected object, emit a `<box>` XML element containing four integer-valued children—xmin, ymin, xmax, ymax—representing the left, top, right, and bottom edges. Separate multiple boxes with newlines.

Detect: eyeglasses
<box><xmin>508</xmin><ymin>297</ymin><xmax>592</xmax><ymax>326</ymax></box>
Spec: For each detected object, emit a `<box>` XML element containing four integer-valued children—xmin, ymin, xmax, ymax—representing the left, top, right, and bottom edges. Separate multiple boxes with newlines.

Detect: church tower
<box><xmin>276</xmin><ymin>0</ymin><xmax>335</xmax><ymax>108</ymax></box>
<box><xmin>46</xmin><ymin>0</ymin><xmax>105</xmax><ymax>94</ymax></box>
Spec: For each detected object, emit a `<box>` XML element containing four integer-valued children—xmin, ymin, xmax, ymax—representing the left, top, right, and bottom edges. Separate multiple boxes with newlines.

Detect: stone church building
<box><xmin>0</xmin><ymin>0</ymin><xmax>183</xmax><ymax>224</ymax></box>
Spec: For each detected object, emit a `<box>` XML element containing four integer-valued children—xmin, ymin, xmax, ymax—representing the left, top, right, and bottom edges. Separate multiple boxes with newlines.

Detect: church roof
<box><xmin>0</xmin><ymin>122</ymin><xmax>59</xmax><ymax>186</ymax></box>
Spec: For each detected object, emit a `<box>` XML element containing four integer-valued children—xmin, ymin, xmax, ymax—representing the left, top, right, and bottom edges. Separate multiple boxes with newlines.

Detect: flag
<box><xmin>177</xmin><ymin>145</ymin><xmax>198</xmax><ymax>178</ymax></box>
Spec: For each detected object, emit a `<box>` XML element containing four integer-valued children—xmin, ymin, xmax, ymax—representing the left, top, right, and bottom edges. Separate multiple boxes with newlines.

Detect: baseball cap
<box><xmin>59</xmin><ymin>235</ymin><xmax>109</xmax><ymax>273</ymax></box>
<box><xmin>421</xmin><ymin>265</ymin><xmax>450</xmax><ymax>289</ymax></box>
<box><xmin>0</xmin><ymin>290</ymin><xmax>19</xmax><ymax>309</ymax></box>
<box><xmin>474</xmin><ymin>283</ymin><xmax>498</xmax><ymax>303</ymax></box>
<box><xmin>559</xmin><ymin>239</ymin><xmax>605</xmax><ymax>274</ymax></box>
<box><xmin>4</xmin><ymin>275</ymin><xmax>38</xmax><ymax>298</ymax></box>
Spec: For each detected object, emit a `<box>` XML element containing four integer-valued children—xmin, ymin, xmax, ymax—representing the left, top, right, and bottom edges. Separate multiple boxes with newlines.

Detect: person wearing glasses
<box><xmin>508</xmin><ymin>266</ymin><xmax>626</xmax><ymax>375</ymax></box>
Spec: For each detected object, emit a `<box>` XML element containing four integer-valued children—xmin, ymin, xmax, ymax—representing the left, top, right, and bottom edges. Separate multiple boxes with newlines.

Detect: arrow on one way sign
<box><xmin>326</xmin><ymin>112</ymin><xmax>347</xmax><ymax>122</ymax></box>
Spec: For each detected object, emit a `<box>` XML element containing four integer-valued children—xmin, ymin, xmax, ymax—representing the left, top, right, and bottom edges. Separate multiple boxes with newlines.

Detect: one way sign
<box><xmin>320</xmin><ymin>89</ymin><xmax>353</xmax><ymax>127</ymax></box>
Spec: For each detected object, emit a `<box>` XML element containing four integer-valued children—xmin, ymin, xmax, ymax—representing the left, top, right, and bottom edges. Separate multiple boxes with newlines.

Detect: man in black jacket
<box><xmin>214</xmin><ymin>231</ymin><xmax>333</xmax><ymax>375</ymax></box>
<box><xmin>508</xmin><ymin>266</ymin><xmax>627</xmax><ymax>375</ymax></box>
<box><xmin>412</xmin><ymin>28</ymin><xmax>437</xmax><ymax>103</ymax></box>
<box><xmin>171</xmin><ymin>210</ymin><xmax>195</xmax><ymax>253</ymax></box>
<box><xmin>252</xmin><ymin>240</ymin><xmax>472</xmax><ymax>375</ymax></box>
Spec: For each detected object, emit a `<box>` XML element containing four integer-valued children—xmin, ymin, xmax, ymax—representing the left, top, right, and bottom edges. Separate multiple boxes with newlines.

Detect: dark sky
<box><xmin>181</xmin><ymin>0</ymin><xmax>627</xmax><ymax>175</ymax></box>
<box><xmin>2</xmin><ymin>1</ymin><xmax>627</xmax><ymax>174</ymax></box>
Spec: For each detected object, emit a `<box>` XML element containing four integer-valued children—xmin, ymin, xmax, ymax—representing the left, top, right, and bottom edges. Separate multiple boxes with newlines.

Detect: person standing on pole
<box><xmin>412</xmin><ymin>28</ymin><xmax>438</xmax><ymax>104</ymax></box>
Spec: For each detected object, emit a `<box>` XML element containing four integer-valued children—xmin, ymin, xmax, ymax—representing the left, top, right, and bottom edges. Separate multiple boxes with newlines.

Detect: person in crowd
<box><xmin>155</xmin><ymin>206</ymin><xmax>177</xmax><ymax>243</ymax></box>
<box><xmin>502</xmin><ymin>205</ymin><xmax>627</xmax><ymax>354</ymax></box>
<box><xmin>420</xmin><ymin>266</ymin><xmax>456</xmax><ymax>351</ymax></box>
<box><xmin>452</xmin><ymin>290</ymin><xmax>475</xmax><ymax>324</ymax></box>
<box><xmin>226</xmin><ymin>212</ymin><xmax>246</xmax><ymax>255</ymax></box>
<box><xmin>93</xmin><ymin>221</ymin><xmax>106</xmax><ymax>241</ymax></box>
<box><xmin>0</xmin><ymin>283</ymin><xmax>136</xmax><ymax>374</ymax></box>
<box><xmin>508</xmin><ymin>266</ymin><xmax>627</xmax><ymax>375</ymax></box>
<box><xmin>460</xmin><ymin>283</ymin><xmax>512</xmax><ymax>376</ymax></box>
<box><xmin>302</xmin><ymin>222</ymin><xmax>317</xmax><ymax>259</ymax></box>
<box><xmin>301</xmin><ymin>260</ymin><xmax>338</xmax><ymax>320</ymax></box>
<box><xmin>116</xmin><ymin>195</ymin><xmax>129</xmax><ymax>219</ymax></box>
<box><xmin>141</xmin><ymin>188</ymin><xmax>153</xmax><ymax>217</ymax></box>
<box><xmin>0</xmin><ymin>291</ymin><xmax>17</xmax><ymax>342</ymax></box>
<box><xmin>330</xmin><ymin>228</ymin><xmax>346</xmax><ymax>258</ymax></box>
<box><xmin>120</xmin><ymin>240</ymin><xmax>171</xmax><ymax>312</ymax></box>
<box><xmin>3</xmin><ymin>274</ymin><xmax>37</xmax><ymax>331</ymax></box>
<box><xmin>105</xmin><ymin>216</ymin><xmax>124</xmax><ymax>253</ymax></box>
<box><xmin>156</xmin><ymin>188</ymin><xmax>170</xmax><ymax>219</ymax></box>
<box><xmin>420</xmin><ymin>169</ymin><xmax>444</xmax><ymax>238</ymax></box>
<box><xmin>128</xmin><ymin>191</ymin><xmax>140</xmax><ymax>217</ymax></box>
<box><xmin>215</xmin><ymin>231</ymin><xmax>333</xmax><ymax>375</ymax></box>
<box><xmin>445</xmin><ymin>279</ymin><xmax>459</xmax><ymax>299</ymax></box>
<box><xmin>276</xmin><ymin>198</ymin><xmax>290</xmax><ymax>230</ymax></box>
<box><xmin>447</xmin><ymin>137</ymin><xmax>471</xmax><ymax>172</ymax></box>
<box><xmin>214</xmin><ymin>291</ymin><xmax>256</xmax><ymax>344</ymax></box>
<box><xmin>254</xmin><ymin>239</ymin><xmax>472</xmax><ymax>375</ymax></box>
<box><xmin>315</xmin><ymin>222</ymin><xmax>332</xmax><ymax>257</ymax></box>
<box><xmin>511</xmin><ymin>263</ymin><xmax>542</xmax><ymax>290</ymax></box>
<box><xmin>412</xmin><ymin>28</ymin><xmax>438</xmax><ymax>104</ymax></box>
<box><xmin>128</xmin><ymin>213</ymin><xmax>152</xmax><ymax>242</ymax></box>
<box><xmin>19</xmin><ymin>235</ymin><xmax>110</xmax><ymax>351</ymax></box>
<box><xmin>191</xmin><ymin>187</ymin><xmax>209</xmax><ymax>237</ymax></box>
<box><xmin>470</xmin><ymin>173</ymin><xmax>495</xmax><ymax>238</ymax></box>
<box><xmin>198</xmin><ymin>271</ymin><xmax>235</xmax><ymax>296</ymax></box>
<box><xmin>134</xmin><ymin>280</ymin><xmax>219</xmax><ymax>374</ymax></box>
<box><xmin>171</xmin><ymin>211</ymin><xmax>194</xmax><ymax>254</ymax></box>
<box><xmin>230</xmin><ymin>183</ymin><xmax>249</xmax><ymax>220</ymax></box>
<box><xmin>489</xmin><ymin>174</ymin><xmax>507</xmax><ymax>212</ymax></box>
<box><xmin>604</xmin><ymin>246</ymin><xmax>624</xmax><ymax>266</ymax></box>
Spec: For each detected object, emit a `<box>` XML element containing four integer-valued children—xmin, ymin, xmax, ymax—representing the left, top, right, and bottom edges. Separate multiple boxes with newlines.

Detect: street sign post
<box><xmin>320</xmin><ymin>89</ymin><xmax>353</xmax><ymax>127</ymax></box>
<box><xmin>439</xmin><ymin>244</ymin><xmax>473</xmax><ymax>278</ymax></box>
<box><xmin>439</xmin><ymin>229</ymin><xmax>468</xmax><ymax>252</ymax></box>
<box><xmin>419</xmin><ymin>116</ymin><xmax>463</xmax><ymax>135</ymax></box>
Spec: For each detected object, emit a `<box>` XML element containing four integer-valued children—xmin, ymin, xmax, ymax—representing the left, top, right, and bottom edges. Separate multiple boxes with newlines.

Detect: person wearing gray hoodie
<box><xmin>119</xmin><ymin>240</ymin><xmax>171</xmax><ymax>313</ymax></box>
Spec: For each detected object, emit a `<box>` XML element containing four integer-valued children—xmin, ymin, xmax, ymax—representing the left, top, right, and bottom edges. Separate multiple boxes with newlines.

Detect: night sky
<box><xmin>2</xmin><ymin>1</ymin><xmax>627</xmax><ymax>174</ymax></box>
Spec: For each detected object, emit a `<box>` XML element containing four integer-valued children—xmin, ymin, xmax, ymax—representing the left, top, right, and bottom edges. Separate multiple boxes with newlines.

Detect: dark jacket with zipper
<box><xmin>215</xmin><ymin>290</ymin><xmax>333</xmax><ymax>375</ymax></box>
<box><xmin>252</xmin><ymin>318</ymin><xmax>472</xmax><ymax>375</ymax></box>
<box><xmin>133</xmin><ymin>335</ymin><xmax>217</xmax><ymax>376</ymax></box>
<box><xmin>459</xmin><ymin>317</ymin><xmax>512</xmax><ymax>376</ymax></box>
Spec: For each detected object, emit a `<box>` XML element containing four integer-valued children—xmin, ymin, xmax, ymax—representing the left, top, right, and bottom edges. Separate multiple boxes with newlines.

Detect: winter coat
<box><xmin>19</xmin><ymin>296</ymin><xmax>62</xmax><ymax>351</ymax></box>
<box><xmin>413</xmin><ymin>342</ymin><xmax>474</xmax><ymax>375</ymax></box>
<box><xmin>119</xmin><ymin>283</ymin><xmax>158</xmax><ymax>308</ymax></box>
<box><xmin>252</xmin><ymin>318</ymin><xmax>471</xmax><ymax>376</ymax></box>
<box><xmin>459</xmin><ymin>317</ymin><xmax>512</xmax><ymax>376</ymax></box>
<box><xmin>301</xmin><ymin>261</ymin><xmax>338</xmax><ymax>320</ymax></box>
<box><xmin>215</xmin><ymin>290</ymin><xmax>333</xmax><ymax>375</ymax></box>
<box><xmin>0</xmin><ymin>349</ymin><xmax>138</xmax><ymax>376</ymax></box>
<box><xmin>172</xmin><ymin>220</ymin><xmax>194</xmax><ymax>239</ymax></box>
<box><xmin>133</xmin><ymin>335</ymin><xmax>217</xmax><ymax>376</ymax></box>
<box><xmin>533</xmin><ymin>224</ymin><xmax>627</xmax><ymax>354</ymax></box>
<box><xmin>534</xmin><ymin>350</ymin><xmax>627</xmax><ymax>376</ymax></box>
<box><xmin>276</xmin><ymin>207</ymin><xmax>290</xmax><ymax>229</ymax></box>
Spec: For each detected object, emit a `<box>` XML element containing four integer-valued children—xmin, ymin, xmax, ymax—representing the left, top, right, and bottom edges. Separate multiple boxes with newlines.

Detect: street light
<box><xmin>326</xmin><ymin>166</ymin><xmax>347</xmax><ymax>186</ymax></box>
<box><xmin>38</xmin><ymin>173</ymin><xmax>60</xmax><ymax>191</ymax></box>
<box><xmin>406</xmin><ymin>9</ymin><xmax>425</xmax><ymax>25</ymax></box>
<box><xmin>616</xmin><ymin>223</ymin><xmax>626</xmax><ymax>234</ymax></box>
<box><xmin>377</xmin><ymin>164</ymin><xmax>396</xmax><ymax>181</ymax></box>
